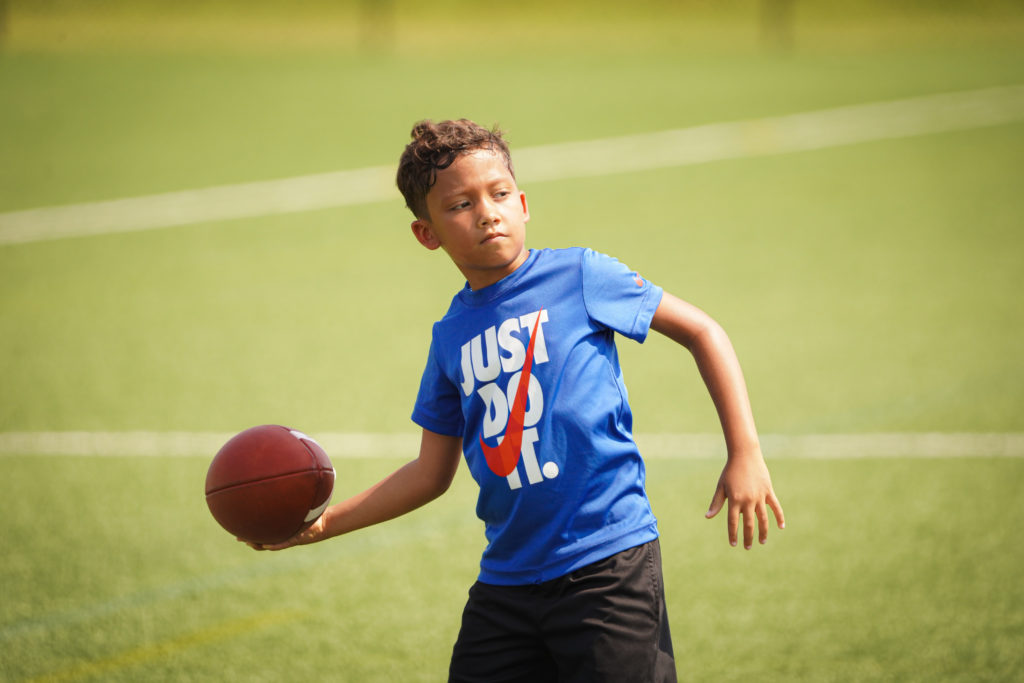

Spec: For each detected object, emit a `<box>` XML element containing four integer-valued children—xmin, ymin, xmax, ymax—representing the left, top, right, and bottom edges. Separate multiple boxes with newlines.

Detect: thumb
<box><xmin>706</xmin><ymin>482</ymin><xmax>726</xmax><ymax>519</ymax></box>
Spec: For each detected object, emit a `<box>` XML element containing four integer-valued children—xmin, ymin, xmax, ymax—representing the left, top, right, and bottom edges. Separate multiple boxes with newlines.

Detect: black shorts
<box><xmin>449</xmin><ymin>539</ymin><xmax>676</xmax><ymax>683</ymax></box>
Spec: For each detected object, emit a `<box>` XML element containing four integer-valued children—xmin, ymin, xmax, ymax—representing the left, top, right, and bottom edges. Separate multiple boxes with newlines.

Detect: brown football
<box><xmin>205</xmin><ymin>425</ymin><xmax>335</xmax><ymax>545</ymax></box>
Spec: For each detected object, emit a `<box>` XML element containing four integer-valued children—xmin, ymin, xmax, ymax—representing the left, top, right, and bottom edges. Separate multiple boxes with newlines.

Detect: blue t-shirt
<box><xmin>412</xmin><ymin>247</ymin><xmax>664</xmax><ymax>585</ymax></box>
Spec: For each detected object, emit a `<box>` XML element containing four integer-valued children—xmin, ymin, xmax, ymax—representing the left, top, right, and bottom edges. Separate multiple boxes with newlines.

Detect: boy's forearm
<box><xmin>320</xmin><ymin>462</ymin><xmax>430</xmax><ymax>537</ymax></box>
<box><xmin>687</xmin><ymin>322</ymin><xmax>761</xmax><ymax>459</ymax></box>
<box><xmin>319</xmin><ymin>431</ymin><xmax>462</xmax><ymax>540</ymax></box>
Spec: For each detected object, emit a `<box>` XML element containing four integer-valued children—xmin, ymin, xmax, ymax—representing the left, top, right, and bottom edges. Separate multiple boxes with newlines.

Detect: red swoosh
<box><xmin>480</xmin><ymin>309</ymin><xmax>543</xmax><ymax>477</ymax></box>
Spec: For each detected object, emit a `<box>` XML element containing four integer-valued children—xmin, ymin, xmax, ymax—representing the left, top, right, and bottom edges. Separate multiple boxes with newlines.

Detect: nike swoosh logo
<box><xmin>480</xmin><ymin>309</ymin><xmax>543</xmax><ymax>477</ymax></box>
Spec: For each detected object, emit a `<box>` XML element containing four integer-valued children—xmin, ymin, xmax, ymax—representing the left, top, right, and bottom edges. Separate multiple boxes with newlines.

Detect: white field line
<box><xmin>0</xmin><ymin>431</ymin><xmax>1022</xmax><ymax>458</ymax></box>
<box><xmin>1</xmin><ymin>85</ymin><xmax>1023</xmax><ymax>245</ymax></box>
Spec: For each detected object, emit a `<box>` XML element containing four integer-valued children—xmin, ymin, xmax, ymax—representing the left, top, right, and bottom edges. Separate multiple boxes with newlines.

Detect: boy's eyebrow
<box><xmin>434</xmin><ymin>175</ymin><xmax>514</xmax><ymax>202</ymax></box>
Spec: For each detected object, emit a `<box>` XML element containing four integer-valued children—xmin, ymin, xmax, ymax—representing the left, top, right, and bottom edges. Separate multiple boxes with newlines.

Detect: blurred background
<box><xmin>1</xmin><ymin>1</ymin><xmax>1022</xmax><ymax>680</ymax></box>
<box><xmin>2</xmin><ymin>0</ymin><xmax>1022</xmax><ymax>436</ymax></box>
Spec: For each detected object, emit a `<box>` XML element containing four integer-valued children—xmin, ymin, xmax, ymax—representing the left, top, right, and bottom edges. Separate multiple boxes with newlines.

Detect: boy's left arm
<box><xmin>650</xmin><ymin>292</ymin><xmax>785</xmax><ymax>549</ymax></box>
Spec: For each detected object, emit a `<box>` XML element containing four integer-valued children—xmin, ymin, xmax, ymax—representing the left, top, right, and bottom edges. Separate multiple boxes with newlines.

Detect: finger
<box><xmin>756</xmin><ymin>500</ymin><xmax>769</xmax><ymax>545</ymax></box>
<box><xmin>742</xmin><ymin>504</ymin><xmax>755</xmax><ymax>550</ymax></box>
<box><xmin>767</xmin><ymin>491</ymin><xmax>786</xmax><ymax>529</ymax></box>
<box><xmin>706</xmin><ymin>482</ymin><xmax>726</xmax><ymax>519</ymax></box>
<box><xmin>261</xmin><ymin>539</ymin><xmax>295</xmax><ymax>551</ymax></box>
<box><xmin>727</xmin><ymin>500</ymin><xmax>739</xmax><ymax>547</ymax></box>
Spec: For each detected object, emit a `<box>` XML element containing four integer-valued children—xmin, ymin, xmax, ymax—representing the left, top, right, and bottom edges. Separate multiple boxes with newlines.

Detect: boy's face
<box><xmin>411</xmin><ymin>149</ymin><xmax>530</xmax><ymax>291</ymax></box>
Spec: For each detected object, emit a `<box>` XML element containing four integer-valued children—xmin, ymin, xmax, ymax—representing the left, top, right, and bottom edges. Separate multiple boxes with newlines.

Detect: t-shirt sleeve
<box><xmin>411</xmin><ymin>334</ymin><xmax>465</xmax><ymax>437</ymax></box>
<box><xmin>580</xmin><ymin>248</ymin><xmax>664</xmax><ymax>342</ymax></box>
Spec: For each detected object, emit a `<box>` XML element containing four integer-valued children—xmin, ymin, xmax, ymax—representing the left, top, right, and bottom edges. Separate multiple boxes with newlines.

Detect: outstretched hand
<box><xmin>706</xmin><ymin>450</ymin><xmax>785</xmax><ymax>549</ymax></box>
<box><xmin>240</xmin><ymin>514</ymin><xmax>328</xmax><ymax>551</ymax></box>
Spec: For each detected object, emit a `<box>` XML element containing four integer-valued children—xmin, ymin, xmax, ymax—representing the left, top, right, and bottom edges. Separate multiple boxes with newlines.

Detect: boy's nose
<box><xmin>478</xmin><ymin>207</ymin><xmax>500</xmax><ymax>228</ymax></box>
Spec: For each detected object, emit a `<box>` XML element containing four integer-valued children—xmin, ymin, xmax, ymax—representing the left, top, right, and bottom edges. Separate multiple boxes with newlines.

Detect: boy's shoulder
<box><xmin>439</xmin><ymin>246</ymin><xmax>649</xmax><ymax>312</ymax></box>
<box><xmin>527</xmin><ymin>246</ymin><xmax>590</xmax><ymax>270</ymax></box>
<box><xmin>434</xmin><ymin>245</ymin><xmax>656</xmax><ymax>321</ymax></box>
<box><xmin>517</xmin><ymin>246</ymin><xmax>617</xmax><ymax>278</ymax></box>
<box><xmin>428</xmin><ymin>248</ymin><xmax>581</xmax><ymax>323</ymax></box>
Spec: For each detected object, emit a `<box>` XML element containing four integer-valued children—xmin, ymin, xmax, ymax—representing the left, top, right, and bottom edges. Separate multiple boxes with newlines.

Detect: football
<box><xmin>205</xmin><ymin>425</ymin><xmax>335</xmax><ymax>545</ymax></box>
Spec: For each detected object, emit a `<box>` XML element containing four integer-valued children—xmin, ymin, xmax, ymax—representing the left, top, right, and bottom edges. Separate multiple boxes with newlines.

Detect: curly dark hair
<box><xmin>396</xmin><ymin>119</ymin><xmax>515</xmax><ymax>220</ymax></box>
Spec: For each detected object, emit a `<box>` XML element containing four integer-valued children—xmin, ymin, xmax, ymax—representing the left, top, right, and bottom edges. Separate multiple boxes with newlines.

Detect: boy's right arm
<box><xmin>245</xmin><ymin>429</ymin><xmax>462</xmax><ymax>551</ymax></box>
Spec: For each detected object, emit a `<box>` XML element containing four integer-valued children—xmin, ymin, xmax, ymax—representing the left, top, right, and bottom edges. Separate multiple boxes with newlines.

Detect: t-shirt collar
<box><xmin>458</xmin><ymin>249</ymin><xmax>538</xmax><ymax>307</ymax></box>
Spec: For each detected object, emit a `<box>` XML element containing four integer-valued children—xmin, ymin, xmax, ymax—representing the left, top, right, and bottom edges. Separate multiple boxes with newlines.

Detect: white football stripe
<box><xmin>289</xmin><ymin>428</ymin><xmax>324</xmax><ymax>450</ymax></box>
<box><xmin>1</xmin><ymin>85</ymin><xmax>1023</xmax><ymax>244</ymax></box>
<box><xmin>303</xmin><ymin>497</ymin><xmax>332</xmax><ymax>523</ymax></box>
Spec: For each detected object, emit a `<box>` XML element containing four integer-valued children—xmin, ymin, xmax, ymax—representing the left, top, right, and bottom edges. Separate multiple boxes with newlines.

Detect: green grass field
<box><xmin>2</xmin><ymin>1</ymin><xmax>1023</xmax><ymax>680</ymax></box>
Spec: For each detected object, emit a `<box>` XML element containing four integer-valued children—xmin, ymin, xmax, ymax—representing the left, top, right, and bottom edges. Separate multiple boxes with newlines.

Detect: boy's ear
<box><xmin>411</xmin><ymin>219</ymin><xmax>441</xmax><ymax>250</ymax></box>
<box><xmin>519</xmin><ymin>191</ymin><xmax>530</xmax><ymax>222</ymax></box>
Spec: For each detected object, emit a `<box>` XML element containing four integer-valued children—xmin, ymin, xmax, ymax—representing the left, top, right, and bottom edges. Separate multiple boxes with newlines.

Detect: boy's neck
<box><xmin>461</xmin><ymin>248</ymin><xmax>530</xmax><ymax>291</ymax></box>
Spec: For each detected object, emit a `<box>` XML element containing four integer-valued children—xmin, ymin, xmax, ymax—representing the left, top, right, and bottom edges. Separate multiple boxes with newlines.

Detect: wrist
<box><xmin>725</xmin><ymin>439</ymin><xmax>763</xmax><ymax>462</ymax></box>
<box><xmin>315</xmin><ymin>505</ymin><xmax>339</xmax><ymax>540</ymax></box>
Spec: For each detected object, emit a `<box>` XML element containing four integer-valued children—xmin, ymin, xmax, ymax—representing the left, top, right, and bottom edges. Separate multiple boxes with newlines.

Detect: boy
<box><xmin>249</xmin><ymin>119</ymin><xmax>785</xmax><ymax>682</ymax></box>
